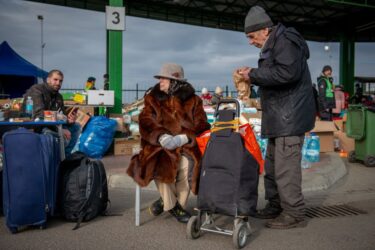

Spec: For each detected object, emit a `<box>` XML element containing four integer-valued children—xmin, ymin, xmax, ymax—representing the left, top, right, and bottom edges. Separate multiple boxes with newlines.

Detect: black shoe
<box><xmin>149</xmin><ymin>198</ymin><xmax>164</xmax><ymax>216</ymax></box>
<box><xmin>168</xmin><ymin>203</ymin><xmax>191</xmax><ymax>223</ymax></box>
<box><xmin>265</xmin><ymin>213</ymin><xmax>304</xmax><ymax>229</ymax></box>
<box><xmin>254</xmin><ymin>203</ymin><xmax>282</xmax><ymax>219</ymax></box>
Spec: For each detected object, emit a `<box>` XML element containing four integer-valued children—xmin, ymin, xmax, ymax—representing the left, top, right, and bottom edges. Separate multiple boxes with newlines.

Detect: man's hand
<box><xmin>67</xmin><ymin>111</ymin><xmax>77</xmax><ymax>124</ymax></box>
<box><xmin>173</xmin><ymin>134</ymin><xmax>189</xmax><ymax>147</ymax></box>
<box><xmin>238</xmin><ymin>67</ymin><xmax>252</xmax><ymax>81</ymax></box>
<box><xmin>63</xmin><ymin>128</ymin><xmax>71</xmax><ymax>141</ymax></box>
<box><xmin>158</xmin><ymin>134</ymin><xmax>178</xmax><ymax>150</ymax></box>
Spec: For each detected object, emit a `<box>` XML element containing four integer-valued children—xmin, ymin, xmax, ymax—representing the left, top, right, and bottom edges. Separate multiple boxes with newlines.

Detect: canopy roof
<box><xmin>0</xmin><ymin>41</ymin><xmax>47</xmax><ymax>79</ymax></box>
<box><xmin>27</xmin><ymin>0</ymin><xmax>375</xmax><ymax>42</ymax></box>
<box><xmin>0</xmin><ymin>41</ymin><xmax>48</xmax><ymax>98</ymax></box>
<box><xmin>355</xmin><ymin>76</ymin><xmax>375</xmax><ymax>83</ymax></box>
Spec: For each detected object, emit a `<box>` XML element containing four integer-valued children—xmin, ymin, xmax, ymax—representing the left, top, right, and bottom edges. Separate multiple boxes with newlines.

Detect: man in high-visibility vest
<box><xmin>317</xmin><ymin>65</ymin><xmax>336</xmax><ymax>121</ymax></box>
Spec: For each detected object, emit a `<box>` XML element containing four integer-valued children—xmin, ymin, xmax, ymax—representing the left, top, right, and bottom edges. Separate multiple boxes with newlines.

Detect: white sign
<box><xmin>106</xmin><ymin>6</ymin><xmax>125</xmax><ymax>31</ymax></box>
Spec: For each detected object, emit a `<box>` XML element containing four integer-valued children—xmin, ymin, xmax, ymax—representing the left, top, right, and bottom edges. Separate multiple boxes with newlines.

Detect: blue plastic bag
<box><xmin>78</xmin><ymin>116</ymin><xmax>117</xmax><ymax>159</ymax></box>
<box><xmin>256</xmin><ymin>135</ymin><xmax>268</xmax><ymax>160</ymax></box>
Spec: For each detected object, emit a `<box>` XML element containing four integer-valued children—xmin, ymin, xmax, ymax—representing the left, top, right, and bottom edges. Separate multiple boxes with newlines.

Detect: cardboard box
<box><xmin>334</xmin><ymin>131</ymin><xmax>355</xmax><ymax>152</ymax></box>
<box><xmin>79</xmin><ymin>106</ymin><xmax>95</xmax><ymax>116</ymax></box>
<box><xmin>334</xmin><ymin>119</ymin><xmax>343</xmax><ymax>131</ymax></box>
<box><xmin>75</xmin><ymin>109</ymin><xmax>91</xmax><ymax>128</ymax></box>
<box><xmin>64</xmin><ymin>100</ymin><xmax>80</xmax><ymax>106</ymax></box>
<box><xmin>66</xmin><ymin>106</ymin><xmax>79</xmax><ymax>116</ymax></box>
<box><xmin>242</xmin><ymin>111</ymin><xmax>262</xmax><ymax>120</ymax></box>
<box><xmin>114</xmin><ymin>138</ymin><xmax>140</xmax><ymax>155</ymax></box>
<box><xmin>334</xmin><ymin>119</ymin><xmax>347</xmax><ymax>132</ymax></box>
<box><xmin>87</xmin><ymin>90</ymin><xmax>114</xmax><ymax>106</ymax></box>
<box><xmin>65</xmin><ymin>105</ymin><xmax>95</xmax><ymax>116</ymax></box>
<box><xmin>310</xmin><ymin>121</ymin><xmax>338</xmax><ymax>152</ymax></box>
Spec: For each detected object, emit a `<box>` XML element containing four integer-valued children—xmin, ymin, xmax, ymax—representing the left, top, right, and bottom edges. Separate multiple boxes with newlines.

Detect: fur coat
<box><xmin>126</xmin><ymin>82</ymin><xmax>210</xmax><ymax>194</ymax></box>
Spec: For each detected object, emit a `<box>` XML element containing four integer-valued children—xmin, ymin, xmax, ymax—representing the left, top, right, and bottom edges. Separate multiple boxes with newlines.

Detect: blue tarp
<box><xmin>0</xmin><ymin>41</ymin><xmax>48</xmax><ymax>98</ymax></box>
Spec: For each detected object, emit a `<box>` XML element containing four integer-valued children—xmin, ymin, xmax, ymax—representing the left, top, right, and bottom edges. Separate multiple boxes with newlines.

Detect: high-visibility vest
<box><xmin>323</xmin><ymin>78</ymin><xmax>334</xmax><ymax>98</ymax></box>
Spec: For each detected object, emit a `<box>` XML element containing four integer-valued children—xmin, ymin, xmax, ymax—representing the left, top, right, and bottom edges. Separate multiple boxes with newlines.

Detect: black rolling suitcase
<box><xmin>197</xmin><ymin>99</ymin><xmax>260</xmax><ymax>216</ymax></box>
<box><xmin>2</xmin><ymin>128</ymin><xmax>61</xmax><ymax>233</ymax></box>
<box><xmin>187</xmin><ymin>99</ymin><xmax>262</xmax><ymax>249</ymax></box>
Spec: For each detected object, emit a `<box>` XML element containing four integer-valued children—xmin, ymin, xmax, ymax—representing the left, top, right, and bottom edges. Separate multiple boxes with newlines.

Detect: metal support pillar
<box><xmin>108</xmin><ymin>0</ymin><xmax>123</xmax><ymax>114</ymax></box>
<box><xmin>339</xmin><ymin>35</ymin><xmax>355</xmax><ymax>95</ymax></box>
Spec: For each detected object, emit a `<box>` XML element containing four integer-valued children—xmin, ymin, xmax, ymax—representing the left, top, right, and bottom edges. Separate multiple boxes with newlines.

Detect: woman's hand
<box><xmin>159</xmin><ymin>134</ymin><xmax>178</xmax><ymax>150</ymax></box>
<box><xmin>173</xmin><ymin>134</ymin><xmax>189</xmax><ymax>147</ymax></box>
<box><xmin>158</xmin><ymin>134</ymin><xmax>189</xmax><ymax>150</ymax></box>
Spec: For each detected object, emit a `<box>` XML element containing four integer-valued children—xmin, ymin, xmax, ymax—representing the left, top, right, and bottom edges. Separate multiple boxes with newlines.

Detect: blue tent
<box><xmin>0</xmin><ymin>41</ymin><xmax>48</xmax><ymax>98</ymax></box>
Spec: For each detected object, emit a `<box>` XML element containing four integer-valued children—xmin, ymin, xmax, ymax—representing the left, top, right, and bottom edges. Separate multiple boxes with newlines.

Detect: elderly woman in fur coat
<box><xmin>127</xmin><ymin>63</ymin><xmax>210</xmax><ymax>223</ymax></box>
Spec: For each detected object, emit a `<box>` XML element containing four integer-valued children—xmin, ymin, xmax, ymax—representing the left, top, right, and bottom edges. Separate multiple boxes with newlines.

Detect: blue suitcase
<box><xmin>2</xmin><ymin>128</ymin><xmax>60</xmax><ymax>233</ymax></box>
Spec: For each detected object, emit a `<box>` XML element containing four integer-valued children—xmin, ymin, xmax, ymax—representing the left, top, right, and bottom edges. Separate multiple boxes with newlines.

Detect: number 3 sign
<box><xmin>106</xmin><ymin>6</ymin><xmax>125</xmax><ymax>31</ymax></box>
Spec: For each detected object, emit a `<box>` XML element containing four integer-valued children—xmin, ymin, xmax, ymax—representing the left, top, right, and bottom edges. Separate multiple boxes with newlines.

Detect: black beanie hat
<box><xmin>244</xmin><ymin>6</ymin><xmax>274</xmax><ymax>33</ymax></box>
<box><xmin>322</xmin><ymin>65</ymin><xmax>332</xmax><ymax>73</ymax></box>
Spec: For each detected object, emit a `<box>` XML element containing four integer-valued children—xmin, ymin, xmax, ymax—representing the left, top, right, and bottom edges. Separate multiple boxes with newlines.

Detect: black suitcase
<box><xmin>2</xmin><ymin>128</ymin><xmax>61</xmax><ymax>233</ymax></box>
<box><xmin>197</xmin><ymin>99</ymin><xmax>259</xmax><ymax>216</ymax></box>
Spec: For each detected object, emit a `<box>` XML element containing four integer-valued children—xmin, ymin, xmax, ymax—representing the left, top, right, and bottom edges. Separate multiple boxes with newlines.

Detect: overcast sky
<box><xmin>1</xmin><ymin>0</ymin><xmax>374</xmax><ymax>100</ymax></box>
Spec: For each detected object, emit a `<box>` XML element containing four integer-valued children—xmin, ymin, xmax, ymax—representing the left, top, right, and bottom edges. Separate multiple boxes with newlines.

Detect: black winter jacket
<box><xmin>249</xmin><ymin>23</ymin><xmax>315</xmax><ymax>138</ymax></box>
<box><xmin>23</xmin><ymin>83</ymin><xmax>65</xmax><ymax>119</ymax></box>
<box><xmin>317</xmin><ymin>75</ymin><xmax>336</xmax><ymax>110</ymax></box>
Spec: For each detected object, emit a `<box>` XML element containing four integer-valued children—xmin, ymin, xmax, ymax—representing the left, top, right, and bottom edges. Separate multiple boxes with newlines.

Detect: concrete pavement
<box><xmin>102</xmin><ymin>151</ymin><xmax>348</xmax><ymax>227</ymax></box>
<box><xmin>2</xmin><ymin>152</ymin><xmax>375</xmax><ymax>250</ymax></box>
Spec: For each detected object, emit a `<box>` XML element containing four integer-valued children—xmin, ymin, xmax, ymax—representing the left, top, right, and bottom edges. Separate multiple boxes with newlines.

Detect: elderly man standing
<box><xmin>238</xmin><ymin>6</ymin><xmax>315</xmax><ymax>229</ymax></box>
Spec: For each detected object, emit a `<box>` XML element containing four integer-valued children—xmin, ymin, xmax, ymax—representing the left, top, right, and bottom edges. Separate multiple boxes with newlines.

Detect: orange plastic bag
<box><xmin>196</xmin><ymin>123</ymin><xmax>264</xmax><ymax>174</ymax></box>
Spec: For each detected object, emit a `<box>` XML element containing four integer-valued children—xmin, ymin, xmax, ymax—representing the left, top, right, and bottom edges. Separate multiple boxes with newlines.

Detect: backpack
<box><xmin>59</xmin><ymin>152</ymin><xmax>108</xmax><ymax>230</ymax></box>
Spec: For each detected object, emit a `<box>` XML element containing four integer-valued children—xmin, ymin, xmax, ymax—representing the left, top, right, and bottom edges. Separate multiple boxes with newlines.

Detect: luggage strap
<box><xmin>72</xmin><ymin>160</ymin><xmax>122</xmax><ymax>230</ymax></box>
<box><xmin>73</xmin><ymin>159</ymin><xmax>96</xmax><ymax>230</ymax></box>
<box><xmin>211</xmin><ymin>118</ymin><xmax>239</xmax><ymax>133</ymax></box>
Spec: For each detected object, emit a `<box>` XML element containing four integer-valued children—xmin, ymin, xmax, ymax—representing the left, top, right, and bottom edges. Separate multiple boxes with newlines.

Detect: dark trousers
<box><xmin>319</xmin><ymin>108</ymin><xmax>333</xmax><ymax>121</ymax></box>
<box><xmin>264</xmin><ymin>135</ymin><xmax>305</xmax><ymax>219</ymax></box>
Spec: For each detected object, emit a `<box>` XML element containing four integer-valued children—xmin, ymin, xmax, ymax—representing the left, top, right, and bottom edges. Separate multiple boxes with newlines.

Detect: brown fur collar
<box><xmin>150</xmin><ymin>82</ymin><xmax>196</xmax><ymax>102</ymax></box>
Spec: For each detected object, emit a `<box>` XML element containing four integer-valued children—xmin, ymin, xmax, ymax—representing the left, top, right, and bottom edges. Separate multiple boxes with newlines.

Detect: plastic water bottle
<box><xmin>306</xmin><ymin>133</ymin><xmax>320</xmax><ymax>162</ymax></box>
<box><xmin>25</xmin><ymin>96</ymin><xmax>33</xmax><ymax>118</ymax></box>
<box><xmin>301</xmin><ymin>135</ymin><xmax>311</xmax><ymax>169</ymax></box>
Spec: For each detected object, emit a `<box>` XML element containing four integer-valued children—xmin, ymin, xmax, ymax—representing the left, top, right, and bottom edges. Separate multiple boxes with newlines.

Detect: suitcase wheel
<box><xmin>233</xmin><ymin>222</ymin><xmax>248</xmax><ymax>249</ymax></box>
<box><xmin>186</xmin><ymin>215</ymin><xmax>201</xmax><ymax>239</ymax></box>
<box><xmin>9</xmin><ymin>227</ymin><xmax>18</xmax><ymax>234</ymax></box>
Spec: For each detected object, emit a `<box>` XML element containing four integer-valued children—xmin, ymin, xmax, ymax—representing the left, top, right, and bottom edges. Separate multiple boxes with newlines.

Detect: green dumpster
<box><xmin>346</xmin><ymin>105</ymin><xmax>375</xmax><ymax>167</ymax></box>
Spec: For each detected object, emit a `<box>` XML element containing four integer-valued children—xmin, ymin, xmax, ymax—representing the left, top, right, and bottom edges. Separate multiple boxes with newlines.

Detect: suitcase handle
<box><xmin>214</xmin><ymin>99</ymin><xmax>240</xmax><ymax>118</ymax></box>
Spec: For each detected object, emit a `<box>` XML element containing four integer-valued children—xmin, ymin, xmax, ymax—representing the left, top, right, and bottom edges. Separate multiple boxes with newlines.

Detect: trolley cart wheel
<box><xmin>364</xmin><ymin>155</ymin><xmax>375</xmax><ymax>167</ymax></box>
<box><xmin>348</xmin><ymin>151</ymin><xmax>356</xmax><ymax>163</ymax></box>
<box><xmin>187</xmin><ymin>215</ymin><xmax>201</xmax><ymax>239</ymax></box>
<box><xmin>233</xmin><ymin>222</ymin><xmax>248</xmax><ymax>249</ymax></box>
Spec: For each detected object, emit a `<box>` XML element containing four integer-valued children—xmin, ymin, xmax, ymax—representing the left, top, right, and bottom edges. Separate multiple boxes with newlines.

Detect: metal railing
<box><xmin>61</xmin><ymin>84</ymin><xmax>239</xmax><ymax>104</ymax></box>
